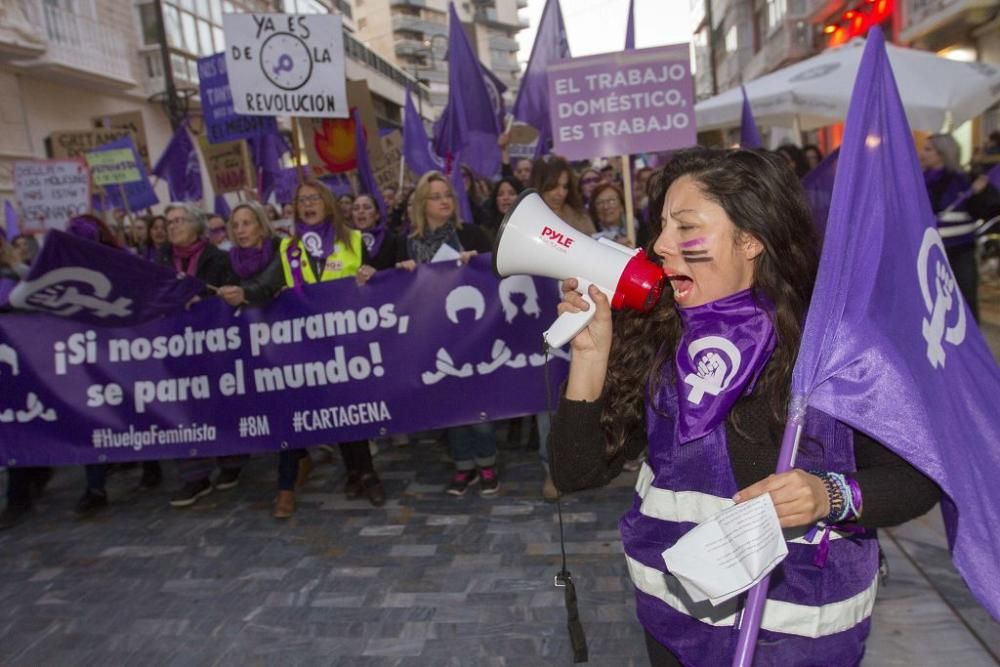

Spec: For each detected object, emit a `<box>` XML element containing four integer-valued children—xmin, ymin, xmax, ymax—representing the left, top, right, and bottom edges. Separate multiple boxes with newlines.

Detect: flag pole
<box><xmin>398</xmin><ymin>154</ymin><xmax>405</xmax><ymax>192</ymax></box>
<box><xmin>731</xmin><ymin>411</ymin><xmax>805</xmax><ymax>667</ymax></box>
<box><xmin>621</xmin><ymin>154</ymin><xmax>635</xmax><ymax>246</ymax></box>
<box><xmin>291</xmin><ymin>117</ymin><xmax>304</xmax><ymax>185</ymax></box>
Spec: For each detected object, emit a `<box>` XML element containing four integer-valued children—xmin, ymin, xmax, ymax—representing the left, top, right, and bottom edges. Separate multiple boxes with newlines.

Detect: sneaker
<box><xmin>361</xmin><ymin>474</ymin><xmax>386</xmax><ymax>507</ymax></box>
<box><xmin>74</xmin><ymin>489</ymin><xmax>108</xmax><ymax>518</ymax></box>
<box><xmin>446</xmin><ymin>469</ymin><xmax>480</xmax><ymax>496</ymax></box>
<box><xmin>0</xmin><ymin>505</ymin><xmax>30</xmax><ymax>531</ymax></box>
<box><xmin>215</xmin><ymin>468</ymin><xmax>241</xmax><ymax>491</ymax></box>
<box><xmin>344</xmin><ymin>472</ymin><xmax>364</xmax><ymax>499</ymax></box>
<box><xmin>542</xmin><ymin>471</ymin><xmax>560</xmax><ymax>503</ymax></box>
<box><xmin>169</xmin><ymin>480</ymin><xmax>213</xmax><ymax>508</ymax></box>
<box><xmin>137</xmin><ymin>464</ymin><xmax>162</xmax><ymax>490</ymax></box>
<box><xmin>479</xmin><ymin>467</ymin><xmax>500</xmax><ymax>496</ymax></box>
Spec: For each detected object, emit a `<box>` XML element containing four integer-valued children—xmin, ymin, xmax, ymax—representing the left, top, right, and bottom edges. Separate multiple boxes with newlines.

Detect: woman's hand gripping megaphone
<box><xmin>558</xmin><ymin>278</ymin><xmax>614</xmax><ymax>359</ymax></box>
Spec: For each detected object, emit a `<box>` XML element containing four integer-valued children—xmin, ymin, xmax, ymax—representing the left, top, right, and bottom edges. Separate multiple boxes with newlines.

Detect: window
<box><xmin>725</xmin><ymin>25</ymin><xmax>738</xmax><ymax>53</ymax></box>
<box><xmin>136</xmin><ymin>2</ymin><xmax>160</xmax><ymax>46</ymax></box>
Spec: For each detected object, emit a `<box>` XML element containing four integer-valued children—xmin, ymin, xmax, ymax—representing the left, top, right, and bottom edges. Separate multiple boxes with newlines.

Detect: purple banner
<box><xmin>0</xmin><ymin>256</ymin><xmax>569</xmax><ymax>466</ymax></box>
<box><xmin>6</xmin><ymin>230</ymin><xmax>203</xmax><ymax>326</ymax></box>
<box><xmin>197</xmin><ymin>53</ymin><xmax>278</xmax><ymax>145</ymax></box>
<box><xmin>546</xmin><ymin>44</ymin><xmax>696</xmax><ymax>161</ymax></box>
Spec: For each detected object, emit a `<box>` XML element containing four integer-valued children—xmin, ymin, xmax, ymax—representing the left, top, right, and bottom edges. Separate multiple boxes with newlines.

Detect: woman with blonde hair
<box><xmin>278</xmin><ymin>178</ymin><xmax>385</xmax><ymax>514</ymax></box>
<box><xmin>395</xmin><ymin>170</ymin><xmax>491</xmax><ymax>271</ymax></box>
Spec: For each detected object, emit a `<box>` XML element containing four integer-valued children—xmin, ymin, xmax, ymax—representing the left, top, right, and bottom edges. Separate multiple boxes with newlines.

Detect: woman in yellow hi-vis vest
<box><xmin>273</xmin><ymin>179</ymin><xmax>384</xmax><ymax>518</ymax></box>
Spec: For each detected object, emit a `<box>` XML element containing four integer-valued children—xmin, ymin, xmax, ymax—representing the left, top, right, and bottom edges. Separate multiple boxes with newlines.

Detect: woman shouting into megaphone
<box><xmin>548</xmin><ymin>148</ymin><xmax>939</xmax><ymax>667</ymax></box>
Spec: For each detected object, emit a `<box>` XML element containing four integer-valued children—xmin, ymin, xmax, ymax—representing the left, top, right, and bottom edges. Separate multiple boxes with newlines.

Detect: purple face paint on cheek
<box><xmin>680</xmin><ymin>237</ymin><xmax>707</xmax><ymax>248</ymax></box>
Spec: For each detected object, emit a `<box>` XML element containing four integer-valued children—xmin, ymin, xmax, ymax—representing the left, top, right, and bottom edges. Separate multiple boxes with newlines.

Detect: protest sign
<box><xmin>199</xmin><ymin>138</ymin><xmax>256</xmax><ymax>193</ymax></box>
<box><xmin>301</xmin><ymin>80</ymin><xmax>383</xmax><ymax>176</ymax></box>
<box><xmin>197</xmin><ymin>52</ymin><xmax>279</xmax><ymax>144</ymax></box>
<box><xmin>224</xmin><ymin>13</ymin><xmax>348</xmax><ymax>118</ymax></box>
<box><xmin>47</xmin><ymin>128</ymin><xmax>135</xmax><ymax>161</ymax></box>
<box><xmin>372</xmin><ymin>131</ymin><xmax>413</xmax><ymax>193</ymax></box>
<box><xmin>92</xmin><ymin>111</ymin><xmax>151</xmax><ymax>170</ymax></box>
<box><xmin>546</xmin><ymin>44</ymin><xmax>696</xmax><ymax>160</ymax></box>
<box><xmin>0</xmin><ymin>256</ymin><xmax>571</xmax><ymax>466</ymax></box>
<box><xmin>89</xmin><ymin>136</ymin><xmax>158</xmax><ymax>211</ymax></box>
<box><xmin>84</xmin><ymin>148</ymin><xmax>142</xmax><ymax>186</ymax></box>
<box><xmin>13</xmin><ymin>159</ymin><xmax>91</xmax><ymax>232</ymax></box>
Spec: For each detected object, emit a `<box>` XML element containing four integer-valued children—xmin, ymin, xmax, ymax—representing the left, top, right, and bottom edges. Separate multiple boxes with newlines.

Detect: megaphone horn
<box><xmin>492</xmin><ymin>189</ymin><xmax>665</xmax><ymax>349</ymax></box>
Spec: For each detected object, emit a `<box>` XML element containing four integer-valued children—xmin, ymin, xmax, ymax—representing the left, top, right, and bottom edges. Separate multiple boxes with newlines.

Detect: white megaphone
<box><xmin>493</xmin><ymin>189</ymin><xmax>666</xmax><ymax>349</ymax></box>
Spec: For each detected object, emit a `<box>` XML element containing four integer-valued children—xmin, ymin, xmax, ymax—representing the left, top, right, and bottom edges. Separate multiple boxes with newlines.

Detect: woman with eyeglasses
<box><xmin>350</xmin><ymin>193</ymin><xmax>398</xmax><ymax>271</ymax></box>
<box><xmin>206</xmin><ymin>214</ymin><xmax>233</xmax><ymax>251</ymax></box>
<box><xmin>395</xmin><ymin>171</ymin><xmax>499</xmax><ymax>497</ymax></box>
<box><xmin>531</xmin><ymin>157</ymin><xmax>596</xmax><ymax>235</ymax></box>
<box><xmin>280</xmin><ymin>179</ymin><xmax>386</xmax><ymax>510</ymax></box>
<box><xmin>158</xmin><ymin>203</ymin><xmax>243</xmax><ymax>509</ymax></box>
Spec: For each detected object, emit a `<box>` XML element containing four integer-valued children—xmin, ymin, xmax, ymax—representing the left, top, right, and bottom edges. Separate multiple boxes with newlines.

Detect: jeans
<box><xmin>446</xmin><ymin>423</ymin><xmax>497</xmax><ymax>470</ymax></box>
<box><xmin>5</xmin><ymin>467</ymin><xmax>50</xmax><ymax>510</ymax></box>
<box><xmin>85</xmin><ymin>461</ymin><xmax>160</xmax><ymax>491</ymax></box>
<box><xmin>536</xmin><ymin>412</ymin><xmax>551</xmax><ymax>472</ymax></box>
<box><xmin>277</xmin><ymin>449</ymin><xmax>307</xmax><ymax>491</ymax></box>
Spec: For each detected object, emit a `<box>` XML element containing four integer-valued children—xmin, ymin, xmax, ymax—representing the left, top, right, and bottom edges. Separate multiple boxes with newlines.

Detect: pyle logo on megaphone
<box><xmin>493</xmin><ymin>189</ymin><xmax>665</xmax><ymax>349</ymax></box>
<box><xmin>540</xmin><ymin>226</ymin><xmax>574</xmax><ymax>250</ymax></box>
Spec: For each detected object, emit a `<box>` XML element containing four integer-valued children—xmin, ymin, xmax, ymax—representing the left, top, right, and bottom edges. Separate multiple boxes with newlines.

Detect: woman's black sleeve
<box><xmin>549</xmin><ymin>388</ymin><xmax>648</xmax><ymax>493</ymax></box>
<box><xmin>240</xmin><ymin>256</ymin><xmax>285</xmax><ymax>306</ymax></box>
<box><xmin>852</xmin><ymin>431</ymin><xmax>941</xmax><ymax>529</ymax></box>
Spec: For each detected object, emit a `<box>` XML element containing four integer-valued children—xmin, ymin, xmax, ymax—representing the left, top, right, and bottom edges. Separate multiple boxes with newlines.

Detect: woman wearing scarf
<box><xmin>550</xmin><ymin>149</ymin><xmax>940</xmax><ymax>666</ymax></box>
<box><xmin>350</xmin><ymin>194</ymin><xmax>397</xmax><ymax>271</ymax></box>
<box><xmin>216</xmin><ymin>202</ymin><xmax>301</xmax><ymax>517</ymax></box>
<box><xmin>920</xmin><ymin>133</ymin><xmax>1000</xmax><ymax>322</ymax></box>
<box><xmin>158</xmin><ymin>203</ymin><xmax>242</xmax><ymax>508</ymax></box>
<box><xmin>530</xmin><ymin>157</ymin><xmax>595</xmax><ymax>236</ymax></box>
<box><xmin>280</xmin><ymin>179</ymin><xmax>386</xmax><ymax>508</ymax></box>
<box><xmin>395</xmin><ymin>171</ymin><xmax>499</xmax><ymax>497</ymax></box>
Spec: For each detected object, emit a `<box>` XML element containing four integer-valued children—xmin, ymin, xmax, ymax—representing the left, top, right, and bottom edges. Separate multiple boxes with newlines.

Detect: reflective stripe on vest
<box><xmin>634</xmin><ymin>462</ymin><xmax>849</xmax><ymax>545</ymax></box>
<box><xmin>626</xmin><ymin>554</ymin><xmax>878</xmax><ymax>638</ymax></box>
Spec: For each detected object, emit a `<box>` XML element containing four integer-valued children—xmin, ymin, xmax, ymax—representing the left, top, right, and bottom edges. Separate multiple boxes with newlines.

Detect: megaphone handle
<box><xmin>543</xmin><ymin>278</ymin><xmax>607</xmax><ymax>349</ymax></box>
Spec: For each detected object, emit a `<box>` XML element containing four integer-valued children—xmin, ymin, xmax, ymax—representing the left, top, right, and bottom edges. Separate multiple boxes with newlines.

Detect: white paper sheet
<box><xmin>430</xmin><ymin>243</ymin><xmax>461</xmax><ymax>263</ymax></box>
<box><xmin>661</xmin><ymin>493</ymin><xmax>788</xmax><ymax>606</ymax></box>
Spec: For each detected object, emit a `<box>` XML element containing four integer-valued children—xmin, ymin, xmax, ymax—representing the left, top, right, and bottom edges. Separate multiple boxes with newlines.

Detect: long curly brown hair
<box><xmin>600</xmin><ymin>148</ymin><xmax>819</xmax><ymax>459</ymax></box>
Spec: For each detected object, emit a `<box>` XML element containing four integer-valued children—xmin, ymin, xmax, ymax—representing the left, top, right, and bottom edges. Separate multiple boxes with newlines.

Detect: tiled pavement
<box><xmin>0</xmin><ymin>275</ymin><xmax>998</xmax><ymax>667</ymax></box>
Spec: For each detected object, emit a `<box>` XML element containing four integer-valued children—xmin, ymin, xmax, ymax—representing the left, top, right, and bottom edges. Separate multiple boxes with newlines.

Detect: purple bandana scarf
<box><xmin>295</xmin><ymin>218</ymin><xmax>335</xmax><ymax>259</ymax></box>
<box><xmin>359</xmin><ymin>223</ymin><xmax>386</xmax><ymax>258</ymax></box>
<box><xmin>674</xmin><ymin>288</ymin><xmax>776</xmax><ymax>443</ymax></box>
<box><xmin>229</xmin><ymin>240</ymin><xmax>275</xmax><ymax>279</ymax></box>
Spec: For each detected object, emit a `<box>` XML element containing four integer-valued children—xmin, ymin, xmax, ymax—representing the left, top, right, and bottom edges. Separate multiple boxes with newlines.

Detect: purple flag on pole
<box><xmin>800</xmin><ymin>147</ymin><xmax>839</xmax><ymax>236</ymax></box>
<box><xmin>512</xmin><ymin>0</ymin><xmax>570</xmax><ymax>158</ymax></box>
<box><xmin>92</xmin><ymin>136</ymin><xmax>159</xmax><ymax>211</ymax></box>
<box><xmin>152</xmin><ymin>123</ymin><xmax>203</xmax><ymax>202</ymax></box>
<box><xmin>480</xmin><ymin>62</ymin><xmax>508</xmax><ymax>127</ymax></box>
<box><xmin>352</xmin><ymin>108</ymin><xmax>388</xmax><ymax>256</ymax></box>
<box><xmin>739</xmin><ymin>86</ymin><xmax>762</xmax><ymax>149</ymax></box>
<box><xmin>794</xmin><ymin>27</ymin><xmax>1000</xmax><ymax>618</ymax></box>
<box><xmin>625</xmin><ymin>0</ymin><xmax>636</xmax><ymax>50</ymax></box>
<box><xmin>4</xmin><ymin>200</ymin><xmax>18</xmax><ymax>240</ymax></box>
<box><xmin>403</xmin><ymin>89</ymin><xmax>445</xmax><ymax>177</ymax></box>
<box><xmin>433</xmin><ymin>3</ymin><xmax>502</xmax><ymax>178</ymax></box>
<box><xmin>214</xmin><ymin>193</ymin><xmax>231</xmax><ymax>219</ymax></box>
<box><xmin>247</xmin><ymin>132</ymin><xmax>288</xmax><ymax>203</ymax></box>
<box><xmin>5</xmin><ymin>230</ymin><xmax>203</xmax><ymax>326</ymax></box>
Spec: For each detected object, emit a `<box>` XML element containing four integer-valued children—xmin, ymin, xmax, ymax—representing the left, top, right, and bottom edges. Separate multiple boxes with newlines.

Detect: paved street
<box><xmin>1</xmin><ymin>275</ymin><xmax>999</xmax><ymax>667</ymax></box>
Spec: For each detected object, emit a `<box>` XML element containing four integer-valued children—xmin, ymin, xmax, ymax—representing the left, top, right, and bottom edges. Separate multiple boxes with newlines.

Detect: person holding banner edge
<box><xmin>281</xmin><ymin>179</ymin><xmax>386</xmax><ymax>509</ymax></box>
<box><xmin>549</xmin><ymin>148</ymin><xmax>940</xmax><ymax>666</ymax></box>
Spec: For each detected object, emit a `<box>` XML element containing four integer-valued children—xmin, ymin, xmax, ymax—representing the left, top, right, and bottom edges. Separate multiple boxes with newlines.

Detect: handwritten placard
<box><xmin>13</xmin><ymin>159</ymin><xmax>91</xmax><ymax>232</ymax></box>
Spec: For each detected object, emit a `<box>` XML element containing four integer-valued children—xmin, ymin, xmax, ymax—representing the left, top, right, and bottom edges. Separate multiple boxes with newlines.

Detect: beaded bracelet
<box><xmin>809</xmin><ymin>471</ymin><xmax>862</xmax><ymax>524</ymax></box>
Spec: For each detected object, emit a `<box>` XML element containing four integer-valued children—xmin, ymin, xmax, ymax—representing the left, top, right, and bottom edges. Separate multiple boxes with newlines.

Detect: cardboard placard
<box><xmin>223</xmin><ymin>13</ymin><xmax>348</xmax><ymax>118</ymax></box>
<box><xmin>300</xmin><ymin>79</ymin><xmax>383</xmax><ymax>177</ymax></box>
<box><xmin>13</xmin><ymin>159</ymin><xmax>91</xmax><ymax>232</ymax></box>
<box><xmin>372</xmin><ymin>131</ymin><xmax>413</xmax><ymax>194</ymax></box>
<box><xmin>48</xmin><ymin>128</ymin><xmax>137</xmax><ymax>161</ymax></box>
<box><xmin>199</xmin><ymin>138</ymin><xmax>256</xmax><ymax>194</ymax></box>
<box><xmin>84</xmin><ymin>148</ymin><xmax>142</xmax><ymax>186</ymax></box>
<box><xmin>92</xmin><ymin>111</ymin><xmax>151</xmax><ymax>170</ymax></box>
<box><xmin>197</xmin><ymin>52</ymin><xmax>279</xmax><ymax>144</ymax></box>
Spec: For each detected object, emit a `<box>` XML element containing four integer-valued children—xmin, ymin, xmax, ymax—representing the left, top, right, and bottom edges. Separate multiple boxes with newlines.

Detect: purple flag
<box><xmin>511</xmin><ymin>0</ymin><xmax>570</xmax><ymax>158</ymax></box>
<box><xmin>450</xmin><ymin>155</ymin><xmax>474</xmax><ymax>225</ymax></box>
<box><xmin>152</xmin><ymin>123</ymin><xmax>203</xmax><ymax>202</ymax></box>
<box><xmin>214</xmin><ymin>193</ymin><xmax>231</xmax><ymax>219</ymax></box>
<box><xmin>796</xmin><ymin>26</ymin><xmax>1000</xmax><ymax>619</ymax></box>
<box><xmin>739</xmin><ymin>86</ymin><xmax>762</xmax><ymax>149</ymax></box>
<box><xmin>403</xmin><ymin>88</ymin><xmax>445</xmax><ymax>176</ymax></box>
<box><xmin>352</xmin><ymin>107</ymin><xmax>388</xmax><ymax>255</ymax></box>
<box><xmin>800</xmin><ymin>146</ymin><xmax>839</xmax><ymax>236</ymax></box>
<box><xmin>318</xmin><ymin>173</ymin><xmax>354</xmax><ymax>198</ymax></box>
<box><xmin>5</xmin><ymin>230</ymin><xmax>203</xmax><ymax>326</ymax></box>
<box><xmin>4</xmin><ymin>200</ymin><xmax>18</xmax><ymax>240</ymax></box>
<box><xmin>433</xmin><ymin>3</ymin><xmax>502</xmax><ymax>178</ymax></box>
<box><xmin>480</xmin><ymin>61</ymin><xmax>508</xmax><ymax>127</ymax></box>
<box><xmin>247</xmin><ymin>132</ymin><xmax>288</xmax><ymax>203</ymax></box>
<box><xmin>625</xmin><ymin>0</ymin><xmax>636</xmax><ymax>50</ymax></box>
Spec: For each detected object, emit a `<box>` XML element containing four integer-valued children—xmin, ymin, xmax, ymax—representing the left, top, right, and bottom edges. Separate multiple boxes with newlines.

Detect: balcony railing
<box><xmin>16</xmin><ymin>0</ymin><xmax>136</xmax><ymax>88</ymax></box>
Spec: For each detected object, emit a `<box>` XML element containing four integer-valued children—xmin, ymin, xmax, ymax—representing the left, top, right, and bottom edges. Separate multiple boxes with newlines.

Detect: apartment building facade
<box><xmin>0</xmin><ymin>0</ymin><xmax>423</xmax><ymax>201</ymax></box>
<box><xmin>351</xmin><ymin>0</ymin><xmax>528</xmax><ymax>115</ymax></box>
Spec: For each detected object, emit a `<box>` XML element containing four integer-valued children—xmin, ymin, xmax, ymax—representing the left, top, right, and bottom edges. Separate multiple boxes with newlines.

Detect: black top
<box><xmin>367</xmin><ymin>231</ymin><xmax>399</xmax><ymax>271</ymax></box>
<box><xmin>549</xmin><ymin>387</ymin><xmax>940</xmax><ymax>529</ymax></box>
<box><xmin>158</xmin><ymin>242</ymin><xmax>236</xmax><ymax>297</ymax></box>
<box><xmin>239</xmin><ymin>238</ymin><xmax>285</xmax><ymax>307</ymax></box>
<box><xmin>394</xmin><ymin>222</ymin><xmax>493</xmax><ymax>262</ymax></box>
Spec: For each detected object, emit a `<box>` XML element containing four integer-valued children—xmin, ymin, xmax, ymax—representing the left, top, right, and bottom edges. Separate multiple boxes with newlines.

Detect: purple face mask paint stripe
<box><xmin>679</xmin><ymin>237</ymin><xmax>707</xmax><ymax>248</ymax></box>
